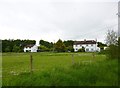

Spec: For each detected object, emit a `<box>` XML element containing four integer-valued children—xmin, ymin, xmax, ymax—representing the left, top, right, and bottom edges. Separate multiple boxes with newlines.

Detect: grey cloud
<box><xmin>0</xmin><ymin>0</ymin><xmax>118</xmax><ymax>43</ymax></box>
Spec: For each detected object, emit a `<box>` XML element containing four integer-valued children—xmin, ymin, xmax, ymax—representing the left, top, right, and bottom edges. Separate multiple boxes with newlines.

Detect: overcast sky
<box><xmin>0</xmin><ymin>0</ymin><xmax>119</xmax><ymax>45</ymax></box>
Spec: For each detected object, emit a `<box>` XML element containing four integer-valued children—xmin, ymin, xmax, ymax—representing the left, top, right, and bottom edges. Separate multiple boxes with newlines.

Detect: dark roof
<box><xmin>25</xmin><ymin>44</ymin><xmax>34</xmax><ymax>48</ymax></box>
<box><xmin>74</xmin><ymin>40</ymin><xmax>96</xmax><ymax>45</ymax></box>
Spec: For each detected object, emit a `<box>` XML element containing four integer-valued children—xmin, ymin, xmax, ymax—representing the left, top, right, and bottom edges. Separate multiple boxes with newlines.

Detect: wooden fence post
<box><xmin>92</xmin><ymin>52</ymin><xmax>95</xmax><ymax>59</ymax></box>
<box><xmin>72</xmin><ymin>54</ymin><xmax>74</xmax><ymax>65</ymax></box>
<box><xmin>30</xmin><ymin>55</ymin><xmax>33</xmax><ymax>73</ymax></box>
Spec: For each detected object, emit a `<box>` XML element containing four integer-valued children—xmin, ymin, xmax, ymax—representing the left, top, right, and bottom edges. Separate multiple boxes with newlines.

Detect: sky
<box><xmin>0</xmin><ymin>0</ymin><xmax>119</xmax><ymax>45</ymax></box>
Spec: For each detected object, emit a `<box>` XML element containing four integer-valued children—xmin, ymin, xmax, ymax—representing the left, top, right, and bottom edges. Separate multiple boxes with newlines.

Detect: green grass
<box><xmin>2</xmin><ymin>52</ymin><xmax>118</xmax><ymax>86</ymax></box>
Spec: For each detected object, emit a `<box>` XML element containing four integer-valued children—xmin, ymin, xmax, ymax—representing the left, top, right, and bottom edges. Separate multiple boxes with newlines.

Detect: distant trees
<box><xmin>38</xmin><ymin>45</ymin><xmax>49</xmax><ymax>52</ymax></box>
<box><xmin>2</xmin><ymin>39</ymin><xmax>36</xmax><ymax>52</ymax></box>
<box><xmin>39</xmin><ymin>40</ymin><xmax>53</xmax><ymax>52</ymax></box>
<box><xmin>55</xmin><ymin>39</ymin><xmax>66</xmax><ymax>52</ymax></box>
<box><xmin>63</xmin><ymin>40</ymin><xmax>74</xmax><ymax>52</ymax></box>
<box><xmin>12</xmin><ymin>45</ymin><xmax>21</xmax><ymax>52</ymax></box>
<box><xmin>39</xmin><ymin>39</ymin><xmax>74</xmax><ymax>52</ymax></box>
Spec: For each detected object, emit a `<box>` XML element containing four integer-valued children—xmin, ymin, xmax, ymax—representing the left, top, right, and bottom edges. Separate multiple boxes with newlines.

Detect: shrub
<box><xmin>106</xmin><ymin>44</ymin><xmax>118</xmax><ymax>59</ymax></box>
<box><xmin>78</xmin><ymin>47</ymin><xmax>85</xmax><ymax>52</ymax></box>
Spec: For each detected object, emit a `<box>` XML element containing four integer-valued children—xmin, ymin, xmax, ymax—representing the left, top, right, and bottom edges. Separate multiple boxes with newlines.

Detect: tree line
<box><xmin>39</xmin><ymin>39</ymin><xmax>74</xmax><ymax>52</ymax></box>
<box><xmin>2</xmin><ymin>39</ymin><xmax>36</xmax><ymax>52</ymax></box>
<box><xmin>1</xmin><ymin>38</ymin><xmax>108</xmax><ymax>53</ymax></box>
<box><xmin>1</xmin><ymin>39</ymin><xmax>75</xmax><ymax>52</ymax></box>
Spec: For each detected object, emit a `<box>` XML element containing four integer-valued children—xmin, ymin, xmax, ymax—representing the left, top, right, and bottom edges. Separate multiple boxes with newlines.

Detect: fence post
<box><xmin>92</xmin><ymin>52</ymin><xmax>95</xmax><ymax>59</ymax></box>
<box><xmin>72</xmin><ymin>54</ymin><xmax>74</xmax><ymax>65</ymax></box>
<box><xmin>30</xmin><ymin>55</ymin><xmax>33</xmax><ymax>73</ymax></box>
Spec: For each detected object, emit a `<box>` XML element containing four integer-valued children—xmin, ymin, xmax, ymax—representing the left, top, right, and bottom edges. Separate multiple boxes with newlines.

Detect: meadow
<box><xmin>2</xmin><ymin>52</ymin><xmax>118</xmax><ymax>86</ymax></box>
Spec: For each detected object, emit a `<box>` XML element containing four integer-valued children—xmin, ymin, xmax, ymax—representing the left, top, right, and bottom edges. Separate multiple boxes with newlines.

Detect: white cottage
<box><xmin>24</xmin><ymin>44</ymin><xmax>38</xmax><ymax>52</ymax></box>
<box><xmin>73</xmin><ymin>40</ymin><xmax>100</xmax><ymax>52</ymax></box>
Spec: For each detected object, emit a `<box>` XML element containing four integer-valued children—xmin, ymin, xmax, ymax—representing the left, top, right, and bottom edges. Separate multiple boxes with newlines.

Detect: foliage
<box><xmin>78</xmin><ymin>47</ymin><xmax>85</xmax><ymax>52</ymax></box>
<box><xmin>12</xmin><ymin>45</ymin><xmax>21</xmax><ymax>52</ymax></box>
<box><xmin>65</xmin><ymin>46</ymin><xmax>74</xmax><ymax>52</ymax></box>
<box><xmin>5</xmin><ymin>46</ymin><xmax>11</xmax><ymax>52</ymax></box>
<box><xmin>2</xmin><ymin>39</ymin><xmax>36</xmax><ymax>52</ymax></box>
<box><xmin>55</xmin><ymin>39</ymin><xmax>66</xmax><ymax>52</ymax></box>
<box><xmin>97</xmin><ymin>42</ymin><xmax>107</xmax><ymax>51</ymax></box>
<box><xmin>64</xmin><ymin>40</ymin><xmax>74</xmax><ymax>52</ymax></box>
<box><xmin>39</xmin><ymin>40</ymin><xmax>74</xmax><ymax>52</ymax></box>
<box><xmin>38</xmin><ymin>45</ymin><xmax>50</xmax><ymax>52</ymax></box>
<box><xmin>105</xmin><ymin>30</ymin><xmax>119</xmax><ymax>59</ymax></box>
<box><xmin>118</xmin><ymin>37</ymin><xmax>120</xmax><ymax>59</ymax></box>
<box><xmin>105</xmin><ymin>29</ymin><xmax>117</xmax><ymax>46</ymax></box>
<box><xmin>63</xmin><ymin>40</ymin><xmax>74</xmax><ymax>47</ymax></box>
<box><xmin>39</xmin><ymin>40</ymin><xmax>53</xmax><ymax>49</ymax></box>
<box><xmin>106</xmin><ymin>44</ymin><xmax>118</xmax><ymax>59</ymax></box>
<box><xmin>98</xmin><ymin>49</ymin><xmax>108</xmax><ymax>55</ymax></box>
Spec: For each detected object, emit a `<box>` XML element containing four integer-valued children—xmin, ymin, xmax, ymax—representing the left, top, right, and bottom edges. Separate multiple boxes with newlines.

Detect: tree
<box><xmin>2</xmin><ymin>39</ymin><xmax>36</xmax><ymax>52</ymax></box>
<box><xmin>63</xmin><ymin>40</ymin><xmax>74</xmax><ymax>52</ymax></box>
<box><xmin>55</xmin><ymin>39</ymin><xmax>66</xmax><ymax>52</ymax></box>
<box><xmin>38</xmin><ymin>45</ymin><xmax>49</xmax><ymax>52</ymax></box>
<box><xmin>65</xmin><ymin>46</ymin><xmax>74</xmax><ymax>52</ymax></box>
<box><xmin>106</xmin><ymin>44</ymin><xmax>118</xmax><ymax>59</ymax></box>
<box><xmin>105</xmin><ymin>29</ymin><xmax>117</xmax><ymax>46</ymax></box>
<box><xmin>63</xmin><ymin>40</ymin><xmax>74</xmax><ymax>47</ymax></box>
<box><xmin>12</xmin><ymin>45</ymin><xmax>21</xmax><ymax>52</ymax></box>
<box><xmin>97</xmin><ymin>42</ymin><xmax>107</xmax><ymax>51</ymax></box>
<box><xmin>39</xmin><ymin>40</ymin><xmax>53</xmax><ymax>51</ymax></box>
<box><xmin>78</xmin><ymin>46</ymin><xmax>85</xmax><ymax>52</ymax></box>
<box><xmin>105</xmin><ymin>30</ymin><xmax>118</xmax><ymax>59</ymax></box>
<box><xmin>5</xmin><ymin>46</ymin><xmax>11</xmax><ymax>52</ymax></box>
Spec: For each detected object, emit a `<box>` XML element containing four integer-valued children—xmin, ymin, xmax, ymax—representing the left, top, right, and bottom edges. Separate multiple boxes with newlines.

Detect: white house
<box><xmin>24</xmin><ymin>44</ymin><xmax>38</xmax><ymax>52</ymax></box>
<box><xmin>73</xmin><ymin>39</ymin><xmax>100</xmax><ymax>52</ymax></box>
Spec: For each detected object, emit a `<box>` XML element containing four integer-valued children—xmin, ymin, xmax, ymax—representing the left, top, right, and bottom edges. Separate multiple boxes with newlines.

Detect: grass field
<box><xmin>2</xmin><ymin>52</ymin><xmax>118</xmax><ymax>86</ymax></box>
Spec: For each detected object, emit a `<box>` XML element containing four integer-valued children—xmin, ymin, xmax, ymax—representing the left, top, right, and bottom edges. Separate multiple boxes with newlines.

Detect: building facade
<box><xmin>24</xmin><ymin>44</ymin><xmax>38</xmax><ymax>52</ymax></box>
<box><xmin>73</xmin><ymin>40</ymin><xmax>100</xmax><ymax>52</ymax></box>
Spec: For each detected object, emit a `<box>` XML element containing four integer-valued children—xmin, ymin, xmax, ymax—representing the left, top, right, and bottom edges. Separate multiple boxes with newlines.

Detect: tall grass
<box><xmin>2</xmin><ymin>52</ymin><xmax>118</xmax><ymax>86</ymax></box>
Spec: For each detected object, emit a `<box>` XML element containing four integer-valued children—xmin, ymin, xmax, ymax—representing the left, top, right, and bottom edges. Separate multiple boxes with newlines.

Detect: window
<box><xmin>76</xmin><ymin>48</ymin><xmax>78</xmax><ymax>51</ymax></box>
<box><xmin>76</xmin><ymin>45</ymin><xmax>77</xmax><ymax>47</ymax></box>
<box><xmin>86</xmin><ymin>44</ymin><xmax>88</xmax><ymax>46</ymax></box>
<box><xmin>91</xmin><ymin>48</ymin><xmax>94</xmax><ymax>51</ymax></box>
<box><xmin>86</xmin><ymin>48</ymin><xmax>89</xmax><ymax>52</ymax></box>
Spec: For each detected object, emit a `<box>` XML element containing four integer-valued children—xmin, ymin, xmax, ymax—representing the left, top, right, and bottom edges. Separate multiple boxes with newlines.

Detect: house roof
<box><xmin>74</xmin><ymin>40</ymin><xmax>97</xmax><ymax>45</ymax></box>
<box><xmin>24</xmin><ymin>44</ymin><xmax>35</xmax><ymax>48</ymax></box>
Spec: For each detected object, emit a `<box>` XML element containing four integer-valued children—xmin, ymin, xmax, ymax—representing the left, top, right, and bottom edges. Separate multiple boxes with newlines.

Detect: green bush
<box><xmin>98</xmin><ymin>49</ymin><xmax>108</xmax><ymax>55</ymax></box>
<box><xmin>38</xmin><ymin>45</ymin><xmax>50</xmax><ymax>52</ymax></box>
<box><xmin>78</xmin><ymin>47</ymin><xmax>85</xmax><ymax>52</ymax></box>
<box><xmin>106</xmin><ymin>44</ymin><xmax>118</xmax><ymax>59</ymax></box>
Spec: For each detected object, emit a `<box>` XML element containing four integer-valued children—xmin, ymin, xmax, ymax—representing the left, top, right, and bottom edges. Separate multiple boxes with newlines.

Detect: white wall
<box><xmin>31</xmin><ymin>45</ymin><xmax>38</xmax><ymax>52</ymax></box>
<box><xmin>24</xmin><ymin>45</ymin><xmax>38</xmax><ymax>52</ymax></box>
<box><xmin>73</xmin><ymin>44</ymin><xmax>100</xmax><ymax>52</ymax></box>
